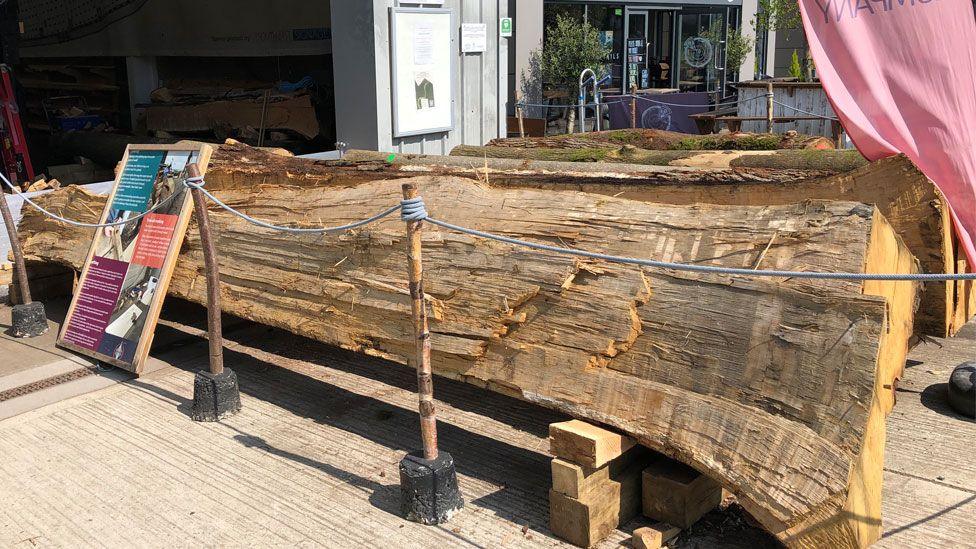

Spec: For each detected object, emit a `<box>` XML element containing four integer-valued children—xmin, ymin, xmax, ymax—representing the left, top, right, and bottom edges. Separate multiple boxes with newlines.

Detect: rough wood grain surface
<box><xmin>17</xmin><ymin>175</ymin><xmax>918</xmax><ymax>548</ymax></box>
<box><xmin>245</xmin><ymin>143</ymin><xmax>958</xmax><ymax>337</ymax></box>
<box><xmin>484</xmin><ymin>129</ymin><xmax>837</xmax><ymax>151</ymax></box>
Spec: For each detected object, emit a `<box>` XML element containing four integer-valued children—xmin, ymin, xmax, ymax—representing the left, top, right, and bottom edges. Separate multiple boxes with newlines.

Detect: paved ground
<box><xmin>0</xmin><ymin>298</ymin><xmax>973</xmax><ymax>548</ymax></box>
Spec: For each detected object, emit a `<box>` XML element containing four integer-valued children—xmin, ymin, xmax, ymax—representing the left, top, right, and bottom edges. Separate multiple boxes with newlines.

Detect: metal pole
<box><xmin>766</xmin><ymin>82</ymin><xmax>775</xmax><ymax>134</ymax></box>
<box><xmin>0</xmin><ymin>190</ymin><xmax>31</xmax><ymax>304</ymax></box>
<box><xmin>401</xmin><ymin>182</ymin><xmax>438</xmax><ymax>461</ymax></box>
<box><xmin>187</xmin><ymin>163</ymin><xmax>224</xmax><ymax>375</ymax></box>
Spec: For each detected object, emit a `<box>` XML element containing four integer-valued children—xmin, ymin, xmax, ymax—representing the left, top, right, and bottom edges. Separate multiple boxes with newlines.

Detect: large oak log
<box><xmin>244</xmin><ymin>143</ymin><xmax>958</xmax><ymax>337</ymax></box>
<box><xmin>484</xmin><ymin>129</ymin><xmax>837</xmax><ymax>151</ymax></box>
<box><xmin>19</xmin><ymin>175</ymin><xmax>917</xmax><ymax>548</ymax></box>
<box><xmin>450</xmin><ymin>144</ymin><xmax>868</xmax><ymax>172</ymax></box>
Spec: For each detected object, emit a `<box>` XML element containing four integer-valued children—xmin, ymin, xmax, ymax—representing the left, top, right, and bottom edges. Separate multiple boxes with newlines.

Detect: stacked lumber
<box><xmin>549</xmin><ymin>420</ymin><xmax>651</xmax><ymax>547</ymax></box>
<box><xmin>18</xmin><ymin>173</ymin><xmax>918</xmax><ymax>547</ymax></box>
<box><xmin>146</xmin><ymin>82</ymin><xmax>320</xmax><ymax>145</ymax></box>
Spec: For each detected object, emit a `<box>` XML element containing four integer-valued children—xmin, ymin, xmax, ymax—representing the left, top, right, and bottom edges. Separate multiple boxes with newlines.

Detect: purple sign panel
<box><xmin>61</xmin><ymin>256</ymin><xmax>129</xmax><ymax>351</ymax></box>
<box><xmin>605</xmin><ymin>92</ymin><xmax>710</xmax><ymax>134</ymax></box>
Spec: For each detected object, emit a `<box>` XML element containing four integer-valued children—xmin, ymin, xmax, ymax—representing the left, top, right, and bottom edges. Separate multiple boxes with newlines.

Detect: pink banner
<box><xmin>798</xmin><ymin>0</ymin><xmax>976</xmax><ymax>266</ymax></box>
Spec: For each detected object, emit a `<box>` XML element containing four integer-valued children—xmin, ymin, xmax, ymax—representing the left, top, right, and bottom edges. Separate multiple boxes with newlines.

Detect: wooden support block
<box><xmin>642</xmin><ymin>457</ymin><xmax>722</xmax><ymax>528</ymax></box>
<box><xmin>551</xmin><ymin>446</ymin><xmax>647</xmax><ymax>499</ymax></box>
<box><xmin>549</xmin><ymin>461</ymin><xmax>644</xmax><ymax>547</ymax></box>
<box><xmin>632</xmin><ymin>523</ymin><xmax>681</xmax><ymax>549</ymax></box>
<box><xmin>549</xmin><ymin>419</ymin><xmax>635</xmax><ymax>468</ymax></box>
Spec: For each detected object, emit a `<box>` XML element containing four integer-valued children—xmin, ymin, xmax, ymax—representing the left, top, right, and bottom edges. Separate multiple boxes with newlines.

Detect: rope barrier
<box><xmin>518</xmin><ymin>94</ymin><xmax>766</xmax><ymax>111</ymax></box>
<box><xmin>184</xmin><ymin>178</ymin><xmax>402</xmax><ymax>234</ymax></box>
<box><xmin>1</xmin><ymin>171</ymin><xmax>184</xmax><ymax>228</ymax></box>
<box><xmin>772</xmin><ymin>99</ymin><xmax>839</xmax><ymax>121</ymax></box>
<box><xmin>10</xmin><ymin>169</ymin><xmax>976</xmax><ymax>282</ymax></box>
<box><xmin>405</xmin><ymin>197</ymin><xmax>976</xmax><ymax>282</ymax></box>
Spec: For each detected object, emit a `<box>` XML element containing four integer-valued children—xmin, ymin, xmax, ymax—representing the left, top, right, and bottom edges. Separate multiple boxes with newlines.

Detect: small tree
<box><xmin>702</xmin><ymin>21</ymin><xmax>753</xmax><ymax>78</ymax></box>
<box><xmin>537</xmin><ymin>14</ymin><xmax>608</xmax><ymax>132</ymax></box>
<box><xmin>788</xmin><ymin>49</ymin><xmax>804</xmax><ymax>81</ymax></box>
<box><xmin>755</xmin><ymin>0</ymin><xmax>802</xmax><ymax>32</ymax></box>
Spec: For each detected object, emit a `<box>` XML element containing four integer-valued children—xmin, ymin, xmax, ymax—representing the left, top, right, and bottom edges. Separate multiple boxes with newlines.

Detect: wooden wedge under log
<box><xmin>211</xmin><ymin>142</ymin><xmax>961</xmax><ymax>338</ymax></box>
<box><xmin>18</xmin><ymin>175</ymin><xmax>918</xmax><ymax>547</ymax></box>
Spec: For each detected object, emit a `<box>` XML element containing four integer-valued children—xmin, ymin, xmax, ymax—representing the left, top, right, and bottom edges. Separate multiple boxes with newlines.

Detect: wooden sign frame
<box><xmin>57</xmin><ymin>143</ymin><xmax>213</xmax><ymax>373</ymax></box>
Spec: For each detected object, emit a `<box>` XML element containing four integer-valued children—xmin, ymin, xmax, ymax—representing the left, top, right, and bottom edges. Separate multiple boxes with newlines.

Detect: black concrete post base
<box><xmin>10</xmin><ymin>301</ymin><xmax>48</xmax><ymax>338</ymax></box>
<box><xmin>399</xmin><ymin>450</ymin><xmax>464</xmax><ymax>525</ymax></box>
<box><xmin>191</xmin><ymin>369</ymin><xmax>242</xmax><ymax>422</ymax></box>
<box><xmin>947</xmin><ymin>362</ymin><xmax>975</xmax><ymax>418</ymax></box>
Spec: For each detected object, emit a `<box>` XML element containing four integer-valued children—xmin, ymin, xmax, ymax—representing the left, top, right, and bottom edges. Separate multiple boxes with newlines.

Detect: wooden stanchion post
<box><xmin>187</xmin><ymin>163</ymin><xmax>224</xmax><ymax>375</ymax></box>
<box><xmin>397</xmin><ymin>182</ymin><xmax>462</xmax><ymax>524</ymax></box>
<box><xmin>766</xmin><ymin>82</ymin><xmax>775</xmax><ymax>134</ymax></box>
<box><xmin>630</xmin><ymin>84</ymin><xmax>638</xmax><ymax>129</ymax></box>
<box><xmin>187</xmin><ymin>163</ymin><xmax>240</xmax><ymax>421</ymax></box>
<box><xmin>516</xmin><ymin>91</ymin><xmax>526</xmax><ymax>141</ymax></box>
<box><xmin>1</xmin><ymin>190</ymin><xmax>30</xmax><ymax>304</ymax></box>
<box><xmin>401</xmin><ymin>182</ymin><xmax>438</xmax><ymax>460</ymax></box>
<box><xmin>1</xmin><ymin>188</ymin><xmax>46</xmax><ymax>337</ymax></box>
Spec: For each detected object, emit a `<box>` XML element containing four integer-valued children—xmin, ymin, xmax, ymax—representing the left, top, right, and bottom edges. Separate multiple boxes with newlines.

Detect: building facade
<box><xmin>509</xmin><ymin>0</ymin><xmax>777</xmax><ymax>115</ymax></box>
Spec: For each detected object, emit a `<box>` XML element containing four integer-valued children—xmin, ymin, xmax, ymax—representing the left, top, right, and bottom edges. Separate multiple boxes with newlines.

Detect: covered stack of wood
<box><xmin>14</xmin><ymin>141</ymin><xmax>967</xmax><ymax>548</ymax></box>
<box><xmin>146</xmin><ymin>80</ymin><xmax>320</xmax><ymax>148</ymax></box>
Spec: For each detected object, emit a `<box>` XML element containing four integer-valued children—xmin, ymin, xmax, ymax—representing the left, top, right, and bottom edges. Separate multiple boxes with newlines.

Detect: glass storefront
<box><xmin>543</xmin><ymin>1</ymin><xmax>740</xmax><ymax>95</ymax></box>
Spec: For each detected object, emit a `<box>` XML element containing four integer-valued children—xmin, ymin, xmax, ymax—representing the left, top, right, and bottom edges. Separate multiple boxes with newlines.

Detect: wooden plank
<box><xmin>642</xmin><ymin>456</ymin><xmax>722</xmax><ymax>528</ymax></box>
<box><xmin>549</xmin><ymin>420</ymin><xmax>636</xmax><ymax>469</ymax></box>
<box><xmin>633</xmin><ymin>523</ymin><xmax>682</xmax><ymax>549</ymax></box>
<box><xmin>549</xmin><ymin>460</ymin><xmax>644</xmax><ymax>547</ymax></box>
<box><xmin>551</xmin><ymin>445</ymin><xmax>648</xmax><ymax>499</ymax></box>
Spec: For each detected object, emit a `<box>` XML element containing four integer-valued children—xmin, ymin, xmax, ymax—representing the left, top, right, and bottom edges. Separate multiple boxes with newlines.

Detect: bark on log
<box><xmin>450</xmin><ymin>144</ymin><xmax>868</xmax><ymax>173</ymax></box>
<box><xmin>18</xmin><ymin>175</ymin><xmax>918</xmax><ymax>548</ymax></box>
<box><xmin>485</xmin><ymin>129</ymin><xmax>837</xmax><ymax>151</ymax></box>
<box><xmin>296</xmin><ymin>145</ymin><xmax>960</xmax><ymax>337</ymax></box>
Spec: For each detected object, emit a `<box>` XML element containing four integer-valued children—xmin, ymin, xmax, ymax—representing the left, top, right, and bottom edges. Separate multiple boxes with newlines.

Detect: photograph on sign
<box><xmin>391</xmin><ymin>8</ymin><xmax>454</xmax><ymax>137</ymax></box>
<box><xmin>57</xmin><ymin>144</ymin><xmax>213</xmax><ymax>373</ymax></box>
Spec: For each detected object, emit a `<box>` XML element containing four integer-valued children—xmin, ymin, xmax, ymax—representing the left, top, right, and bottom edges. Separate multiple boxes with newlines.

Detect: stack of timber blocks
<box><xmin>548</xmin><ymin>420</ymin><xmax>723</xmax><ymax>548</ymax></box>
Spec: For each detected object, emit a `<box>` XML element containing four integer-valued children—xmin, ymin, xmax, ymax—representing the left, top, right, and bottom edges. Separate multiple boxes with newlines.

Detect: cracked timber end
<box><xmin>10</xmin><ymin>301</ymin><xmax>48</xmax><ymax>338</ymax></box>
<box><xmin>191</xmin><ymin>369</ymin><xmax>242</xmax><ymax>422</ymax></box>
<box><xmin>399</xmin><ymin>450</ymin><xmax>464</xmax><ymax>525</ymax></box>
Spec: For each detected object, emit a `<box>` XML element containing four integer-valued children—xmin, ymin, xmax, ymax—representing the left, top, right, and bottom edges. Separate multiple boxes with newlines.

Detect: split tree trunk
<box><xmin>210</xmin><ymin>142</ymin><xmax>960</xmax><ymax>337</ymax></box>
<box><xmin>19</xmin><ymin>175</ymin><xmax>918</xmax><ymax>548</ymax></box>
<box><xmin>484</xmin><ymin>128</ymin><xmax>837</xmax><ymax>151</ymax></box>
<box><xmin>450</xmin><ymin>144</ymin><xmax>868</xmax><ymax>172</ymax></box>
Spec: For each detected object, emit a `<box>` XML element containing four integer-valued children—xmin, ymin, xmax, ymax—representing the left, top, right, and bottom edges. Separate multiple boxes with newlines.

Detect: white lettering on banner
<box><xmin>813</xmin><ymin>0</ymin><xmax>937</xmax><ymax>23</ymax></box>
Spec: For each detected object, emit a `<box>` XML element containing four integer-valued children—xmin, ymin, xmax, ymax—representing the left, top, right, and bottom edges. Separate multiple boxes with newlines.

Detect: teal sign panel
<box><xmin>111</xmin><ymin>150</ymin><xmax>165</xmax><ymax>212</ymax></box>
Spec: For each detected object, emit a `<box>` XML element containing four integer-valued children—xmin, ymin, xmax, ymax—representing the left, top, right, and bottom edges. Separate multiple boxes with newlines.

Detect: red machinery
<box><xmin>0</xmin><ymin>64</ymin><xmax>34</xmax><ymax>186</ymax></box>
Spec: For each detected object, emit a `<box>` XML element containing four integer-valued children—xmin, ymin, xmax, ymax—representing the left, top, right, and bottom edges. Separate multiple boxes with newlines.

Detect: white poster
<box><xmin>461</xmin><ymin>23</ymin><xmax>487</xmax><ymax>53</ymax></box>
<box><xmin>391</xmin><ymin>8</ymin><xmax>454</xmax><ymax>137</ymax></box>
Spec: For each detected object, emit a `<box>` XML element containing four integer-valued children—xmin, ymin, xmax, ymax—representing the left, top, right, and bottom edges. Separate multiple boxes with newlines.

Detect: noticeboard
<box><xmin>57</xmin><ymin>143</ymin><xmax>213</xmax><ymax>373</ymax></box>
<box><xmin>390</xmin><ymin>7</ymin><xmax>455</xmax><ymax>137</ymax></box>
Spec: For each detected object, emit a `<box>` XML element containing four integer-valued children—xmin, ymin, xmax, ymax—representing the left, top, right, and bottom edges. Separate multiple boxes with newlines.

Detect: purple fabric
<box><xmin>604</xmin><ymin>92</ymin><xmax>710</xmax><ymax>134</ymax></box>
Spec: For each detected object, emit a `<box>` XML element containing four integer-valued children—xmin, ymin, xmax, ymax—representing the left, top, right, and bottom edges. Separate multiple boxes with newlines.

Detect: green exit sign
<box><xmin>500</xmin><ymin>17</ymin><xmax>513</xmax><ymax>37</ymax></box>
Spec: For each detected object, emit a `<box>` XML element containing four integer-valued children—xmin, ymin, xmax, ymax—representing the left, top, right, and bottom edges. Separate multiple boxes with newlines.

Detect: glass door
<box><xmin>624</xmin><ymin>10</ymin><xmax>649</xmax><ymax>91</ymax></box>
<box><xmin>675</xmin><ymin>10</ymin><xmax>727</xmax><ymax>93</ymax></box>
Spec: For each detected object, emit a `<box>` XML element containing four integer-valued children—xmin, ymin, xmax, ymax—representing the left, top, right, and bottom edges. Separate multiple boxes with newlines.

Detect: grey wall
<box><xmin>513</xmin><ymin>0</ymin><xmax>544</xmax><ymax>119</ymax></box>
<box><xmin>333</xmin><ymin>0</ymin><xmax>508</xmax><ymax>153</ymax></box>
<box><xmin>772</xmin><ymin>28</ymin><xmax>808</xmax><ymax>77</ymax></box>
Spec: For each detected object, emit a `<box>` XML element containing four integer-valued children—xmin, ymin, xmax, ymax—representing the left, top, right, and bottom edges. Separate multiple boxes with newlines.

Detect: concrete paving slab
<box><xmin>0</xmin><ymin>299</ymin><xmax>973</xmax><ymax>547</ymax></box>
